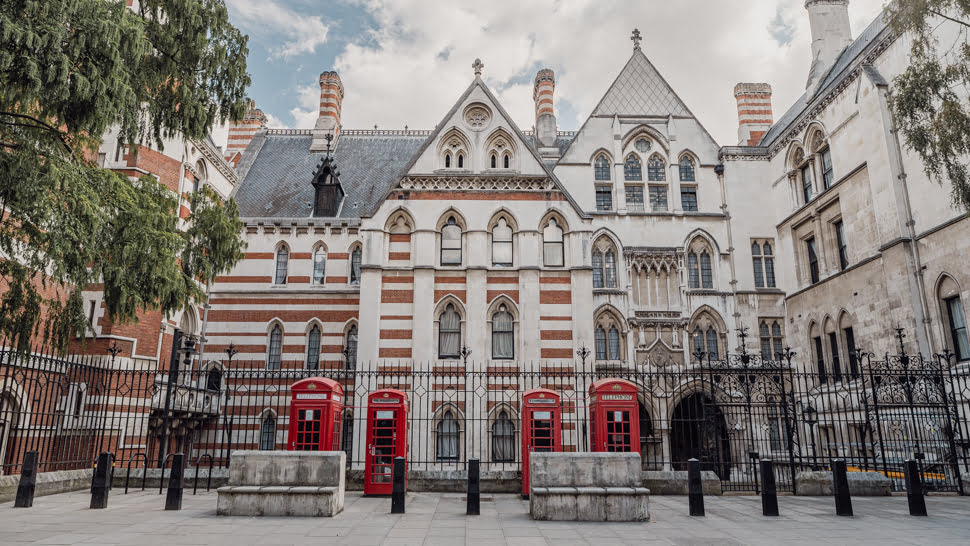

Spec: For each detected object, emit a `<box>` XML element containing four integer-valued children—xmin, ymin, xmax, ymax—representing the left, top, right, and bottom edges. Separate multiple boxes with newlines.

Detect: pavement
<box><xmin>1</xmin><ymin>489</ymin><xmax>969</xmax><ymax>545</ymax></box>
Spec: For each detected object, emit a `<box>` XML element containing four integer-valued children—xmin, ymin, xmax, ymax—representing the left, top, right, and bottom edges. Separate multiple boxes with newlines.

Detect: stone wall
<box><xmin>0</xmin><ymin>469</ymin><xmax>93</xmax><ymax>504</ymax></box>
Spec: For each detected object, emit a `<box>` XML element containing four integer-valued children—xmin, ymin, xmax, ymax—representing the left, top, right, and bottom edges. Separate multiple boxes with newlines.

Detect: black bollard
<box><xmin>15</xmin><ymin>451</ymin><xmax>39</xmax><ymax>508</ymax></box>
<box><xmin>904</xmin><ymin>459</ymin><xmax>927</xmax><ymax>517</ymax></box>
<box><xmin>467</xmin><ymin>458</ymin><xmax>480</xmax><ymax>516</ymax></box>
<box><xmin>391</xmin><ymin>456</ymin><xmax>406</xmax><ymax>514</ymax></box>
<box><xmin>165</xmin><ymin>453</ymin><xmax>185</xmax><ymax>511</ymax></box>
<box><xmin>688</xmin><ymin>458</ymin><xmax>705</xmax><ymax>517</ymax></box>
<box><xmin>831</xmin><ymin>459</ymin><xmax>853</xmax><ymax>516</ymax></box>
<box><xmin>90</xmin><ymin>452</ymin><xmax>111</xmax><ymax>509</ymax></box>
<box><xmin>760</xmin><ymin>459</ymin><xmax>779</xmax><ymax>517</ymax></box>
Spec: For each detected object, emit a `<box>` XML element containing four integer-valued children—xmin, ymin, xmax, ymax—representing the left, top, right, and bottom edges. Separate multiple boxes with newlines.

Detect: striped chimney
<box><xmin>224</xmin><ymin>100</ymin><xmax>267</xmax><ymax>167</ymax></box>
<box><xmin>311</xmin><ymin>71</ymin><xmax>344</xmax><ymax>151</ymax></box>
<box><xmin>533</xmin><ymin>69</ymin><xmax>557</xmax><ymax>148</ymax></box>
<box><xmin>734</xmin><ymin>83</ymin><xmax>773</xmax><ymax>146</ymax></box>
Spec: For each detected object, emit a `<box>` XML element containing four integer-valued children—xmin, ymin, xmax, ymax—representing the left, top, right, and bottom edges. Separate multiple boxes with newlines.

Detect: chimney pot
<box><xmin>734</xmin><ymin>83</ymin><xmax>773</xmax><ymax>146</ymax></box>
<box><xmin>224</xmin><ymin>100</ymin><xmax>267</xmax><ymax>167</ymax></box>
<box><xmin>311</xmin><ymin>71</ymin><xmax>344</xmax><ymax>151</ymax></box>
<box><xmin>805</xmin><ymin>0</ymin><xmax>852</xmax><ymax>92</ymax></box>
<box><xmin>533</xmin><ymin>69</ymin><xmax>558</xmax><ymax>150</ymax></box>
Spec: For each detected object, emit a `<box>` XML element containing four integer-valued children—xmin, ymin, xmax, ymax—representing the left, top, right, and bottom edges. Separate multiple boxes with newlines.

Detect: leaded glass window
<box><xmin>648</xmin><ymin>156</ymin><xmax>666</xmax><ymax>181</ymax></box>
<box><xmin>595</xmin><ymin>156</ymin><xmax>611</xmax><ymax>181</ymax></box>
<box><xmin>267</xmin><ymin>325</ymin><xmax>282</xmax><ymax>370</ymax></box>
<box><xmin>625</xmin><ymin>185</ymin><xmax>644</xmax><ymax>211</ymax></box>
<box><xmin>624</xmin><ymin>155</ymin><xmax>642</xmax><ymax>181</ymax></box>
<box><xmin>306</xmin><ymin>325</ymin><xmax>321</xmax><ymax>370</ymax></box>
<box><xmin>679</xmin><ymin>156</ymin><xmax>695</xmax><ymax>181</ymax></box>
<box><xmin>274</xmin><ymin>246</ymin><xmax>288</xmax><ymax>285</ymax></box>
<box><xmin>312</xmin><ymin>247</ymin><xmax>326</xmax><ymax>285</ymax></box>
<box><xmin>649</xmin><ymin>186</ymin><xmax>667</xmax><ymax>211</ymax></box>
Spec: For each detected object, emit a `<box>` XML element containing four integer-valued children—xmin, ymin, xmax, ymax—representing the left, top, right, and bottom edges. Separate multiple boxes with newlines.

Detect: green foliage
<box><xmin>887</xmin><ymin>1</ymin><xmax>970</xmax><ymax>212</ymax></box>
<box><xmin>0</xmin><ymin>0</ymin><xmax>250</xmax><ymax>353</ymax></box>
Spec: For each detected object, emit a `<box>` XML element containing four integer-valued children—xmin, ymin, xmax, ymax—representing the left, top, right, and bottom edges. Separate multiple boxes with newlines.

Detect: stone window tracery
<box><xmin>592</xmin><ymin>238</ymin><xmax>618</xmax><ymax>289</ymax></box>
<box><xmin>647</xmin><ymin>155</ymin><xmax>666</xmax><ymax>182</ymax></box>
<box><xmin>594</xmin><ymin>311</ymin><xmax>624</xmax><ymax>361</ymax></box>
<box><xmin>624</xmin><ymin>154</ymin><xmax>642</xmax><ymax>181</ymax></box>
<box><xmin>686</xmin><ymin>238</ymin><xmax>714</xmax><ymax>290</ymax></box>
<box><xmin>752</xmin><ymin>240</ymin><xmax>776</xmax><ymax>288</ymax></box>
<box><xmin>759</xmin><ymin>321</ymin><xmax>784</xmax><ymax>361</ymax></box>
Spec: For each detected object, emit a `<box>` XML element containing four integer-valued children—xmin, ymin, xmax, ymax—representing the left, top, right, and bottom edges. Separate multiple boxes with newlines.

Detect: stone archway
<box><xmin>0</xmin><ymin>393</ymin><xmax>20</xmax><ymax>474</ymax></box>
<box><xmin>669</xmin><ymin>393</ymin><xmax>731</xmax><ymax>479</ymax></box>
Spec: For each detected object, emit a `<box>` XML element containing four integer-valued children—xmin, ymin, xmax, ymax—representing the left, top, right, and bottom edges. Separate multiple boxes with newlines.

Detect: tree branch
<box><xmin>0</xmin><ymin>112</ymin><xmax>74</xmax><ymax>155</ymax></box>
<box><xmin>930</xmin><ymin>9</ymin><xmax>970</xmax><ymax>30</ymax></box>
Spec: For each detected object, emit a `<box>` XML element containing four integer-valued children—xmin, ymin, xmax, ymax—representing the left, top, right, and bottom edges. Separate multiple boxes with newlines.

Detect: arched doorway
<box><xmin>669</xmin><ymin>393</ymin><xmax>731</xmax><ymax>479</ymax></box>
<box><xmin>638</xmin><ymin>401</ymin><xmax>660</xmax><ymax>470</ymax></box>
<box><xmin>0</xmin><ymin>393</ymin><xmax>20</xmax><ymax>475</ymax></box>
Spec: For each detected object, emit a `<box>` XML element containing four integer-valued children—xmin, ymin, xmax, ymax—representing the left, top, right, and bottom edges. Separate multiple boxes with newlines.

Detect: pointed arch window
<box><xmin>259</xmin><ymin>414</ymin><xmax>276</xmax><ymax>450</ymax></box>
<box><xmin>490</xmin><ymin>154</ymin><xmax>497</xmax><ymax>168</ymax></box>
<box><xmin>592</xmin><ymin>251</ymin><xmax>604</xmax><ymax>288</ymax></box>
<box><xmin>274</xmin><ymin>246</ymin><xmax>289</xmax><ymax>285</ymax></box>
<box><xmin>503</xmin><ymin>153</ymin><xmax>510</xmax><ymax>169</ymax></box>
<box><xmin>700</xmin><ymin>251</ymin><xmax>713</xmax><ymax>289</ymax></box>
<box><xmin>648</xmin><ymin>156</ymin><xmax>666</xmax><ymax>181</ymax></box>
<box><xmin>542</xmin><ymin>219</ymin><xmax>564</xmax><ymax>267</ymax></box>
<box><xmin>687</xmin><ymin>252</ymin><xmax>700</xmax><ymax>289</ymax></box>
<box><xmin>679</xmin><ymin>156</ymin><xmax>696</xmax><ymax>181</ymax></box>
<box><xmin>312</xmin><ymin>247</ymin><xmax>327</xmax><ymax>285</ymax></box>
<box><xmin>608</xmin><ymin>326</ymin><xmax>621</xmax><ymax>360</ymax></box>
<box><xmin>457</xmin><ymin>153</ymin><xmax>464</xmax><ymax>169</ymax></box>
<box><xmin>436</xmin><ymin>412</ymin><xmax>460</xmax><ymax>460</ymax></box>
<box><xmin>624</xmin><ymin>155</ymin><xmax>642</xmax><ymax>181</ymax></box>
<box><xmin>706</xmin><ymin>327</ymin><xmax>719</xmax><ymax>360</ymax></box>
<box><xmin>438</xmin><ymin>304</ymin><xmax>461</xmax><ymax>358</ymax></box>
<box><xmin>267</xmin><ymin>324</ymin><xmax>283</xmax><ymax>370</ymax></box>
<box><xmin>205</xmin><ymin>368</ymin><xmax>222</xmax><ymax>392</ymax></box>
<box><xmin>445</xmin><ymin>153</ymin><xmax>451</xmax><ymax>168</ymax></box>
<box><xmin>595</xmin><ymin>155</ymin><xmax>611</xmax><ymax>181</ymax></box>
<box><xmin>595</xmin><ymin>326</ymin><xmax>608</xmax><ymax>360</ymax></box>
<box><xmin>760</xmin><ymin>321</ymin><xmax>784</xmax><ymax>361</ymax></box>
<box><xmin>492</xmin><ymin>218</ymin><xmax>513</xmax><ymax>266</ymax></box>
<box><xmin>492</xmin><ymin>304</ymin><xmax>514</xmax><ymax>360</ymax></box>
<box><xmin>605</xmin><ymin>250</ymin><xmax>617</xmax><ymax>288</ymax></box>
<box><xmin>441</xmin><ymin>216</ymin><xmax>462</xmax><ymax>265</ymax></box>
<box><xmin>345</xmin><ymin>325</ymin><xmax>358</xmax><ymax>370</ymax></box>
<box><xmin>306</xmin><ymin>325</ymin><xmax>321</xmax><ymax>370</ymax></box>
<box><xmin>692</xmin><ymin>327</ymin><xmax>705</xmax><ymax>358</ymax></box>
<box><xmin>350</xmin><ymin>246</ymin><xmax>362</xmax><ymax>285</ymax></box>
<box><xmin>492</xmin><ymin>410</ymin><xmax>515</xmax><ymax>462</ymax></box>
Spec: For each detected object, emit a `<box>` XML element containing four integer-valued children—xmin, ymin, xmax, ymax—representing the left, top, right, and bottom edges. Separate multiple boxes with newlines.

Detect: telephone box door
<box><xmin>364</xmin><ymin>389</ymin><xmax>409</xmax><ymax>496</ymax></box>
<box><xmin>288</xmin><ymin>377</ymin><xmax>344</xmax><ymax>451</ymax></box>
<box><xmin>521</xmin><ymin>389</ymin><xmax>561</xmax><ymax>498</ymax></box>
<box><xmin>589</xmin><ymin>379</ymin><xmax>640</xmax><ymax>454</ymax></box>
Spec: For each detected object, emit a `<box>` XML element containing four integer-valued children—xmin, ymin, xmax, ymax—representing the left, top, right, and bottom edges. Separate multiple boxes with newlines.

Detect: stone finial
<box><xmin>472</xmin><ymin>58</ymin><xmax>484</xmax><ymax>77</ymax></box>
<box><xmin>631</xmin><ymin>29</ymin><xmax>642</xmax><ymax>51</ymax></box>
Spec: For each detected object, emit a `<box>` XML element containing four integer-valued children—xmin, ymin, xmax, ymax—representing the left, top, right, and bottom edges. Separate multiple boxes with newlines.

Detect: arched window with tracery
<box><xmin>350</xmin><ymin>246</ymin><xmax>362</xmax><ymax>285</ymax></box>
<box><xmin>438</xmin><ymin>304</ymin><xmax>461</xmax><ymax>358</ymax></box>
<box><xmin>542</xmin><ymin>218</ymin><xmax>564</xmax><ymax>267</ymax></box>
<box><xmin>594</xmin><ymin>312</ymin><xmax>624</xmax><ymax>361</ymax></box>
<box><xmin>492</xmin><ymin>411</ymin><xmax>515</xmax><ymax>462</ymax></box>
<box><xmin>679</xmin><ymin>156</ymin><xmax>695</xmax><ymax>181</ymax></box>
<box><xmin>687</xmin><ymin>252</ymin><xmax>700</xmax><ymax>289</ymax></box>
<box><xmin>312</xmin><ymin>246</ymin><xmax>327</xmax><ymax>285</ymax></box>
<box><xmin>491</xmin><ymin>304</ymin><xmax>514</xmax><ymax>359</ymax></box>
<box><xmin>700</xmin><ymin>251</ymin><xmax>713</xmax><ymax>289</ymax></box>
<box><xmin>592</xmin><ymin>238</ymin><xmax>618</xmax><ymax>289</ymax></box>
<box><xmin>624</xmin><ymin>154</ymin><xmax>642</xmax><ymax>181</ymax></box>
<box><xmin>760</xmin><ymin>321</ymin><xmax>784</xmax><ymax>361</ymax></box>
<box><xmin>595</xmin><ymin>155</ymin><xmax>611</xmax><ymax>181</ymax></box>
<box><xmin>441</xmin><ymin>216</ymin><xmax>462</xmax><ymax>266</ymax></box>
<box><xmin>267</xmin><ymin>324</ymin><xmax>283</xmax><ymax>370</ymax></box>
<box><xmin>436</xmin><ymin>411</ymin><xmax>460</xmax><ymax>461</ymax></box>
<box><xmin>648</xmin><ymin>155</ymin><xmax>666</xmax><ymax>181</ymax></box>
<box><xmin>306</xmin><ymin>325</ymin><xmax>321</xmax><ymax>370</ymax></box>
<box><xmin>274</xmin><ymin>245</ymin><xmax>289</xmax><ymax>285</ymax></box>
<box><xmin>595</xmin><ymin>327</ymin><xmax>608</xmax><ymax>360</ymax></box>
<box><xmin>345</xmin><ymin>325</ymin><xmax>358</xmax><ymax>370</ymax></box>
<box><xmin>690</xmin><ymin>312</ymin><xmax>723</xmax><ymax>361</ymax></box>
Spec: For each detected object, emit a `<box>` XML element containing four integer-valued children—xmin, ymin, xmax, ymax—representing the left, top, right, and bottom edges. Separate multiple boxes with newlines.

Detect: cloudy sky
<box><xmin>224</xmin><ymin>0</ymin><xmax>887</xmax><ymax>145</ymax></box>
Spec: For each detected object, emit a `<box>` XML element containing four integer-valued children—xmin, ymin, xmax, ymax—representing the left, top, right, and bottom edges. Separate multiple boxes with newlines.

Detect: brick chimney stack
<box><xmin>734</xmin><ymin>83</ymin><xmax>773</xmax><ymax>146</ymax></box>
<box><xmin>533</xmin><ymin>69</ymin><xmax>558</xmax><ymax>149</ymax></box>
<box><xmin>311</xmin><ymin>71</ymin><xmax>344</xmax><ymax>152</ymax></box>
<box><xmin>805</xmin><ymin>0</ymin><xmax>852</xmax><ymax>93</ymax></box>
<box><xmin>224</xmin><ymin>100</ymin><xmax>267</xmax><ymax>167</ymax></box>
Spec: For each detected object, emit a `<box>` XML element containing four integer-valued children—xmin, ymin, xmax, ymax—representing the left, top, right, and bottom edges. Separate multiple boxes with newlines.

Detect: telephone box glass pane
<box><xmin>296</xmin><ymin>409</ymin><xmax>322</xmax><ymax>451</ymax></box>
<box><xmin>606</xmin><ymin>410</ymin><xmax>631</xmax><ymax>452</ymax></box>
<box><xmin>370</xmin><ymin>410</ymin><xmax>397</xmax><ymax>484</ymax></box>
<box><xmin>530</xmin><ymin>409</ymin><xmax>554</xmax><ymax>453</ymax></box>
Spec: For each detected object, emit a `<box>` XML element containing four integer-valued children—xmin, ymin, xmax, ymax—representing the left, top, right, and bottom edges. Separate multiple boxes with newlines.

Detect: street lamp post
<box><xmin>576</xmin><ymin>345</ymin><xmax>590</xmax><ymax>369</ymax></box>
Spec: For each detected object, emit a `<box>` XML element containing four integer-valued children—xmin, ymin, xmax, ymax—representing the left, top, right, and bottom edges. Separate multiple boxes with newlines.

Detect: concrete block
<box><xmin>530</xmin><ymin>452</ymin><xmax>641</xmax><ymax>488</ymax></box>
<box><xmin>641</xmin><ymin>470</ymin><xmax>722</xmax><ymax>495</ymax></box>
<box><xmin>528</xmin><ymin>453</ymin><xmax>649</xmax><ymax>521</ymax></box>
<box><xmin>795</xmin><ymin>470</ymin><xmax>891</xmax><ymax>496</ymax></box>
<box><xmin>217</xmin><ymin>451</ymin><xmax>345</xmax><ymax>517</ymax></box>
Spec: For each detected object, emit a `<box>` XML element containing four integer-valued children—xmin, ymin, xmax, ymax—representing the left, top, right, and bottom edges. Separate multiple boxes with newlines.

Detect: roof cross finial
<box><xmin>324</xmin><ymin>132</ymin><xmax>333</xmax><ymax>157</ymax></box>
<box><xmin>631</xmin><ymin>28</ymin><xmax>642</xmax><ymax>51</ymax></box>
<box><xmin>473</xmin><ymin>58</ymin><xmax>484</xmax><ymax>77</ymax></box>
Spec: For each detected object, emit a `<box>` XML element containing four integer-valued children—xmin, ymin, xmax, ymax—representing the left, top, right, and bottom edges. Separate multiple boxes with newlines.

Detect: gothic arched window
<box><xmin>259</xmin><ymin>414</ymin><xmax>276</xmax><ymax>450</ymax></box>
<box><xmin>491</xmin><ymin>304</ymin><xmax>514</xmax><ymax>359</ymax></box>
<box><xmin>436</xmin><ymin>412</ymin><xmax>460</xmax><ymax>460</ymax></box>
<box><xmin>542</xmin><ymin>219</ymin><xmax>564</xmax><ymax>267</ymax></box>
<box><xmin>608</xmin><ymin>326</ymin><xmax>621</xmax><ymax>360</ymax></box>
<box><xmin>605</xmin><ymin>250</ymin><xmax>617</xmax><ymax>288</ymax></box>
<box><xmin>700</xmin><ymin>251</ymin><xmax>713</xmax><ymax>289</ymax></box>
<box><xmin>706</xmin><ymin>327</ymin><xmax>719</xmax><ymax>360</ymax></box>
<box><xmin>595</xmin><ymin>327</ymin><xmax>608</xmax><ymax>361</ymax></box>
<box><xmin>457</xmin><ymin>153</ymin><xmax>464</xmax><ymax>169</ymax></box>
<box><xmin>345</xmin><ymin>325</ymin><xmax>358</xmax><ymax>370</ymax></box>
<box><xmin>624</xmin><ymin>154</ymin><xmax>642</xmax><ymax>181</ymax></box>
<box><xmin>267</xmin><ymin>324</ymin><xmax>283</xmax><ymax>370</ymax></box>
<box><xmin>687</xmin><ymin>252</ymin><xmax>700</xmax><ymax>289</ymax></box>
<box><xmin>504</xmin><ymin>153</ymin><xmax>510</xmax><ymax>169</ymax></box>
<box><xmin>492</xmin><ymin>411</ymin><xmax>515</xmax><ymax>462</ymax></box>
<box><xmin>441</xmin><ymin>216</ymin><xmax>462</xmax><ymax>265</ymax></box>
<box><xmin>274</xmin><ymin>246</ymin><xmax>289</xmax><ymax>285</ymax></box>
<box><xmin>306</xmin><ymin>325</ymin><xmax>321</xmax><ymax>370</ymax></box>
<box><xmin>492</xmin><ymin>217</ymin><xmax>513</xmax><ymax>266</ymax></box>
<box><xmin>491</xmin><ymin>153</ymin><xmax>497</xmax><ymax>169</ymax></box>
<box><xmin>350</xmin><ymin>246</ymin><xmax>362</xmax><ymax>285</ymax></box>
<box><xmin>312</xmin><ymin>246</ymin><xmax>327</xmax><ymax>285</ymax></box>
<box><xmin>648</xmin><ymin>155</ymin><xmax>666</xmax><ymax>181</ymax></box>
<box><xmin>592</xmin><ymin>251</ymin><xmax>604</xmax><ymax>288</ymax></box>
<box><xmin>679</xmin><ymin>156</ymin><xmax>696</xmax><ymax>182</ymax></box>
<box><xmin>595</xmin><ymin>155</ymin><xmax>611</xmax><ymax>181</ymax></box>
<box><xmin>438</xmin><ymin>304</ymin><xmax>461</xmax><ymax>358</ymax></box>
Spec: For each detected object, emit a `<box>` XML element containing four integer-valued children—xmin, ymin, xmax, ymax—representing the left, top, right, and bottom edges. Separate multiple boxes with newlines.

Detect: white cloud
<box><xmin>226</xmin><ymin>0</ymin><xmax>329</xmax><ymax>60</ymax></box>
<box><xmin>289</xmin><ymin>84</ymin><xmax>322</xmax><ymax>129</ymax></box>
<box><xmin>282</xmin><ymin>0</ymin><xmax>886</xmax><ymax>144</ymax></box>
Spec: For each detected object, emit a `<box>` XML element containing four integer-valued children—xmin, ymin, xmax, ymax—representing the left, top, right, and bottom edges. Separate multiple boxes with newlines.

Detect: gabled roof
<box><xmin>232</xmin><ymin>131</ymin><xmax>425</xmax><ymax>219</ymax></box>
<box><xmin>591</xmin><ymin>50</ymin><xmax>691</xmax><ymax>117</ymax></box>
<box><xmin>758</xmin><ymin>14</ymin><xmax>892</xmax><ymax>148</ymax></box>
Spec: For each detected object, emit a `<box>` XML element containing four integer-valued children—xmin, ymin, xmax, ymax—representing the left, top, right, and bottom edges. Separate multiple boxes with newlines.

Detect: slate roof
<box><xmin>759</xmin><ymin>15</ymin><xmax>891</xmax><ymax>147</ymax></box>
<box><xmin>591</xmin><ymin>51</ymin><xmax>690</xmax><ymax>117</ymax></box>
<box><xmin>233</xmin><ymin>132</ymin><xmax>426</xmax><ymax>219</ymax></box>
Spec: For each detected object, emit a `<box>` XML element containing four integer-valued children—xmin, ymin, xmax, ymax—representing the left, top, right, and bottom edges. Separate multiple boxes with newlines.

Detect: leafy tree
<box><xmin>0</xmin><ymin>0</ymin><xmax>250</xmax><ymax>353</ymax></box>
<box><xmin>887</xmin><ymin>1</ymin><xmax>970</xmax><ymax>212</ymax></box>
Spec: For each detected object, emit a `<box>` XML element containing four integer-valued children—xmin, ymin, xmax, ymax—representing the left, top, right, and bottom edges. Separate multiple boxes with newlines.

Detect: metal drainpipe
<box><xmin>195</xmin><ymin>282</ymin><xmax>212</xmax><ymax>373</ymax></box>
<box><xmin>876</xmin><ymin>82</ymin><xmax>933</xmax><ymax>353</ymax></box>
<box><xmin>715</xmin><ymin>162</ymin><xmax>743</xmax><ymax>339</ymax></box>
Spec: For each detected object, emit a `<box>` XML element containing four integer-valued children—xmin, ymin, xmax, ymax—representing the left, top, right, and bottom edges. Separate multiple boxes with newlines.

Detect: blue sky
<box><xmin>225</xmin><ymin>0</ymin><xmax>885</xmax><ymax>145</ymax></box>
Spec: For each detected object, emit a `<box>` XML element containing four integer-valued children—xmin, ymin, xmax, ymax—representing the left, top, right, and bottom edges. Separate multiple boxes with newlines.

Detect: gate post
<box><xmin>467</xmin><ymin>458</ymin><xmax>480</xmax><ymax>516</ymax></box>
<box><xmin>165</xmin><ymin>453</ymin><xmax>185</xmax><ymax>510</ymax></box>
<box><xmin>14</xmin><ymin>451</ymin><xmax>39</xmax><ymax>508</ymax></box>
<box><xmin>391</xmin><ymin>456</ymin><xmax>406</xmax><ymax>514</ymax></box>
<box><xmin>760</xmin><ymin>459</ymin><xmax>779</xmax><ymax>516</ymax></box>
<box><xmin>832</xmin><ymin>459</ymin><xmax>853</xmax><ymax>516</ymax></box>
<box><xmin>688</xmin><ymin>458</ymin><xmax>705</xmax><ymax>516</ymax></box>
<box><xmin>904</xmin><ymin>459</ymin><xmax>927</xmax><ymax>516</ymax></box>
<box><xmin>90</xmin><ymin>452</ymin><xmax>111</xmax><ymax>509</ymax></box>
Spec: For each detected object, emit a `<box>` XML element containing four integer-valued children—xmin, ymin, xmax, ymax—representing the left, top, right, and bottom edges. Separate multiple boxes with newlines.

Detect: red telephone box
<box><xmin>363</xmin><ymin>389</ymin><xmax>409</xmax><ymax>496</ymax></box>
<box><xmin>521</xmin><ymin>388</ymin><xmax>561</xmax><ymax>498</ymax></box>
<box><xmin>287</xmin><ymin>377</ymin><xmax>344</xmax><ymax>451</ymax></box>
<box><xmin>589</xmin><ymin>378</ymin><xmax>640</xmax><ymax>453</ymax></box>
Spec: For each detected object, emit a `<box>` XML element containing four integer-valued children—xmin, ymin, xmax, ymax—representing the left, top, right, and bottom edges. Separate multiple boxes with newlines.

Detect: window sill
<box><xmin>593</xmin><ymin>288</ymin><xmax>625</xmax><ymax>296</ymax></box>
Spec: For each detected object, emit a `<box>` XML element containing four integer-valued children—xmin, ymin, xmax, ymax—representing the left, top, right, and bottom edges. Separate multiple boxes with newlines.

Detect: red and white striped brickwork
<box><xmin>533</xmin><ymin>69</ymin><xmax>555</xmax><ymax>120</ymax></box>
<box><xmin>734</xmin><ymin>82</ymin><xmax>773</xmax><ymax>146</ymax></box>
<box><xmin>225</xmin><ymin>101</ymin><xmax>267</xmax><ymax>167</ymax></box>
